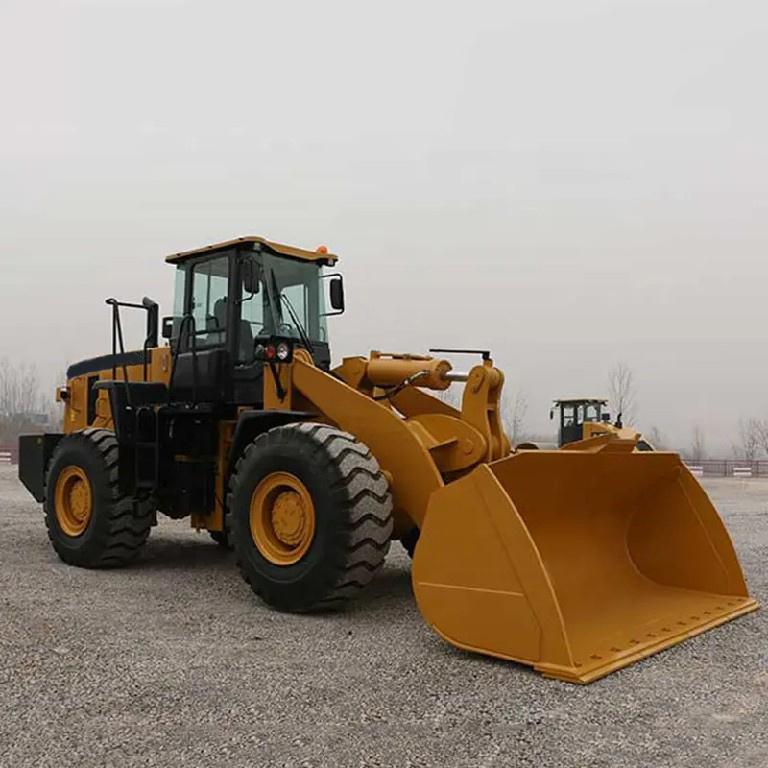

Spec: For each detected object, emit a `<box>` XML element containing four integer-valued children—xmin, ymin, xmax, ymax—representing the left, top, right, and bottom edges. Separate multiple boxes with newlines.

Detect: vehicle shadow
<box><xmin>133</xmin><ymin>535</ymin><xmax>234</xmax><ymax>571</ymax></box>
<box><xmin>131</xmin><ymin>533</ymin><xmax>415</xmax><ymax>612</ymax></box>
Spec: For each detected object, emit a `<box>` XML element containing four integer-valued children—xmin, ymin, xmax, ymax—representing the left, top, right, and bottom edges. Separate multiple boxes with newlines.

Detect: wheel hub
<box><xmin>271</xmin><ymin>490</ymin><xmax>308</xmax><ymax>546</ymax></box>
<box><xmin>55</xmin><ymin>466</ymin><xmax>93</xmax><ymax>537</ymax></box>
<box><xmin>250</xmin><ymin>472</ymin><xmax>316</xmax><ymax>565</ymax></box>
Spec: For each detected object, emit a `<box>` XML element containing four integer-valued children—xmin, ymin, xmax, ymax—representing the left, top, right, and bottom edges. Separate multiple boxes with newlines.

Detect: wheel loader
<box><xmin>18</xmin><ymin>236</ymin><xmax>757</xmax><ymax>683</ymax></box>
<box><xmin>550</xmin><ymin>398</ymin><xmax>654</xmax><ymax>451</ymax></box>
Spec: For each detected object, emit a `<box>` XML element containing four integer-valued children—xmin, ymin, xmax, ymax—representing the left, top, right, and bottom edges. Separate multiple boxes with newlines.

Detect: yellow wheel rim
<box><xmin>250</xmin><ymin>472</ymin><xmax>315</xmax><ymax>565</ymax></box>
<box><xmin>54</xmin><ymin>466</ymin><xmax>93</xmax><ymax>537</ymax></box>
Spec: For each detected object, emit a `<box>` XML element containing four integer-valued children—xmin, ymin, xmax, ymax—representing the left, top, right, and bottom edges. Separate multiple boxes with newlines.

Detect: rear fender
<box><xmin>18</xmin><ymin>433</ymin><xmax>64</xmax><ymax>502</ymax></box>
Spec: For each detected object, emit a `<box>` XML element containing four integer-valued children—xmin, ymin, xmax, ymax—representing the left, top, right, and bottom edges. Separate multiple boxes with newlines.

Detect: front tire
<box><xmin>44</xmin><ymin>429</ymin><xmax>153</xmax><ymax>567</ymax></box>
<box><xmin>227</xmin><ymin>423</ymin><xmax>393</xmax><ymax>611</ymax></box>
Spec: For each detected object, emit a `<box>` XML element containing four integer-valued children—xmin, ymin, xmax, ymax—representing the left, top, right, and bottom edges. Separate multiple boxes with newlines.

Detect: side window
<box><xmin>585</xmin><ymin>404</ymin><xmax>598</xmax><ymax>421</ymax></box>
<box><xmin>171</xmin><ymin>266</ymin><xmax>187</xmax><ymax>345</ymax></box>
<box><xmin>189</xmin><ymin>255</ymin><xmax>229</xmax><ymax>349</ymax></box>
<box><xmin>173</xmin><ymin>266</ymin><xmax>186</xmax><ymax>317</ymax></box>
<box><xmin>562</xmin><ymin>405</ymin><xmax>575</xmax><ymax>427</ymax></box>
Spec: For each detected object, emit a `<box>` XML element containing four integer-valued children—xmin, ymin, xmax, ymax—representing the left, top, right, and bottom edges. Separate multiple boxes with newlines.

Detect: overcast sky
<box><xmin>2</xmin><ymin>0</ymin><xmax>766</xmax><ymax>452</ymax></box>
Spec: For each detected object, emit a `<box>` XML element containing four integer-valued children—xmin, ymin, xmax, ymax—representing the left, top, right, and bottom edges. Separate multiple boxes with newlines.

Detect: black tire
<box><xmin>44</xmin><ymin>429</ymin><xmax>154</xmax><ymax>567</ymax></box>
<box><xmin>227</xmin><ymin>422</ymin><xmax>393</xmax><ymax>611</ymax></box>
<box><xmin>401</xmin><ymin>526</ymin><xmax>420</xmax><ymax>559</ymax></box>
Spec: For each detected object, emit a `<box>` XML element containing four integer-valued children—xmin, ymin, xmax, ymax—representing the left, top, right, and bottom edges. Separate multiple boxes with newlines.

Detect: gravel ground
<box><xmin>0</xmin><ymin>466</ymin><xmax>765</xmax><ymax>768</ymax></box>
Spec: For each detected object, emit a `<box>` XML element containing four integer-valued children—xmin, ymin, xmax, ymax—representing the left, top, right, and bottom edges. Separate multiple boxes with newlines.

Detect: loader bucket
<box><xmin>412</xmin><ymin>449</ymin><xmax>757</xmax><ymax>683</ymax></box>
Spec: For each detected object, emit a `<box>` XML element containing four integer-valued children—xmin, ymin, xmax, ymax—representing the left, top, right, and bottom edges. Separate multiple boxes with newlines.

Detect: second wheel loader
<box><xmin>550</xmin><ymin>397</ymin><xmax>654</xmax><ymax>451</ymax></box>
<box><xmin>18</xmin><ymin>236</ymin><xmax>757</xmax><ymax>683</ymax></box>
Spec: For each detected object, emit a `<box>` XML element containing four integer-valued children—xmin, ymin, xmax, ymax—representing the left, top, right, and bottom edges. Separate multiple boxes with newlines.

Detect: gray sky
<box><xmin>2</xmin><ymin>0</ymin><xmax>767</xmax><ymax>452</ymax></box>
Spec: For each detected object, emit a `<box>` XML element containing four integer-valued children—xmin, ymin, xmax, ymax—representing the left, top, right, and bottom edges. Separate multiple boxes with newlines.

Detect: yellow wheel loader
<box><xmin>18</xmin><ymin>236</ymin><xmax>757</xmax><ymax>683</ymax></box>
<box><xmin>550</xmin><ymin>398</ymin><xmax>654</xmax><ymax>451</ymax></box>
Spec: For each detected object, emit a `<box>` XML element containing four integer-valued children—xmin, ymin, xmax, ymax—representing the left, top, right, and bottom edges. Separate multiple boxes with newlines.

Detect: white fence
<box><xmin>0</xmin><ymin>444</ymin><xmax>18</xmax><ymax>465</ymax></box>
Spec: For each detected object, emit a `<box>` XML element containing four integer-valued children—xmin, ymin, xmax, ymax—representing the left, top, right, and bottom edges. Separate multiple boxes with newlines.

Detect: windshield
<box><xmin>239</xmin><ymin>253</ymin><xmax>328</xmax><ymax>345</ymax></box>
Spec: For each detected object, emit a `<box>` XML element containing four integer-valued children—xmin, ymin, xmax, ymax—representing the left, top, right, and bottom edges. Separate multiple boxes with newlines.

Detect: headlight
<box><xmin>276</xmin><ymin>341</ymin><xmax>291</xmax><ymax>361</ymax></box>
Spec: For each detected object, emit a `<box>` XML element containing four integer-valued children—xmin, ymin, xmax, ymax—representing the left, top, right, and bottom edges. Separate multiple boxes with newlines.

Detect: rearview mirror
<box><xmin>329</xmin><ymin>276</ymin><xmax>345</xmax><ymax>312</ymax></box>
<box><xmin>242</xmin><ymin>260</ymin><xmax>262</xmax><ymax>295</ymax></box>
<box><xmin>549</xmin><ymin>409</ymin><xmax>554</xmax><ymax>420</ymax></box>
<box><xmin>161</xmin><ymin>316</ymin><xmax>174</xmax><ymax>340</ymax></box>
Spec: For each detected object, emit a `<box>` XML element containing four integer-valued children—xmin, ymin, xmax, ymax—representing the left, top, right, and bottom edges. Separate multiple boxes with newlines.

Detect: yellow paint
<box><xmin>54</xmin><ymin>466</ymin><xmax>93</xmax><ymax>537</ymax></box>
<box><xmin>249</xmin><ymin>472</ymin><xmax>316</xmax><ymax>565</ymax></box>
<box><xmin>62</xmin><ymin>347</ymin><xmax>171</xmax><ymax>433</ymax></box>
<box><xmin>165</xmin><ymin>236</ymin><xmax>338</xmax><ymax>265</ymax></box>
<box><xmin>413</xmin><ymin>448</ymin><xmax>758</xmax><ymax>683</ymax></box>
<box><xmin>209</xmin><ymin>421</ymin><xmax>235</xmax><ymax>533</ymax></box>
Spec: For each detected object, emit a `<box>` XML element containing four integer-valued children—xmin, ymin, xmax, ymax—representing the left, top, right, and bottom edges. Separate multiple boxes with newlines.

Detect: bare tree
<box><xmin>607</xmin><ymin>362</ymin><xmax>637</xmax><ymax>426</ymax></box>
<box><xmin>0</xmin><ymin>358</ymin><xmax>43</xmax><ymax>416</ymax></box>
<box><xmin>745</xmin><ymin>418</ymin><xmax>768</xmax><ymax>460</ymax></box>
<box><xmin>690</xmin><ymin>425</ymin><xmax>707</xmax><ymax>463</ymax></box>
<box><xmin>433</xmin><ymin>385</ymin><xmax>462</xmax><ymax>408</ymax></box>
<box><xmin>501</xmin><ymin>389</ymin><xmax>529</xmax><ymax>445</ymax></box>
<box><xmin>0</xmin><ymin>358</ymin><xmax>52</xmax><ymax>441</ymax></box>
<box><xmin>734</xmin><ymin>418</ymin><xmax>763</xmax><ymax>460</ymax></box>
<box><xmin>646</xmin><ymin>425</ymin><xmax>667</xmax><ymax>451</ymax></box>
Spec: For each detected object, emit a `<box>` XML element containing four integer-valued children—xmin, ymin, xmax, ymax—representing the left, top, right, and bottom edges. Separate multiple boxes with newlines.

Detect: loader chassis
<box><xmin>17</xmin><ymin>235</ymin><xmax>758</xmax><ymax>684</ymax></box>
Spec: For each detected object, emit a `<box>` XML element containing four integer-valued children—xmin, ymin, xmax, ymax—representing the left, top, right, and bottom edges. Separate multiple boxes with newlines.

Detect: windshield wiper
<box><xmin>280</xmin><ymin>294</ymin><xmax>314</xmax><ymax>354</ymax></box>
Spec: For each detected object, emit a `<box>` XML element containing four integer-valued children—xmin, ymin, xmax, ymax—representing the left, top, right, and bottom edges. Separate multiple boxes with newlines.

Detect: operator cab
<box><xmin>550</xmin><ymin>398</ymin><xmax>611</xmax><ymax>447</ymax></box>
<box><xmin>164</xmin><ymin>236</ymin><xmax>344</xmax><ymax>405</ymax></box>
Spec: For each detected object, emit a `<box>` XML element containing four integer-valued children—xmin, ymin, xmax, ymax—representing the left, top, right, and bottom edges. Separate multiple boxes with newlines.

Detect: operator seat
<box><xmin>206</xmin><ymin>298</ymin><xmax>228</xmax><ymax>346</ymax></box>
<box><xmin>206</xmin><ymin>296</ymin><xmax>255</xmax><ymax>363</ymax></box>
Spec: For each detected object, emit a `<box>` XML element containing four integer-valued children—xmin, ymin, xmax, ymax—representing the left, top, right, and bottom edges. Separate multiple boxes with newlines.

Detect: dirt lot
<box><xmin>0</xmin><ymin>468</ymin><xmax>765</xmax><ymax>768</ymax></box>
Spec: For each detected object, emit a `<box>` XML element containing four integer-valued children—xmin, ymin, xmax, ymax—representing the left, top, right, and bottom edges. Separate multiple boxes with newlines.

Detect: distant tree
<box><xmin>0</xmin><ymin>359</ymin><xmax>54</xmax><ymax>441</ymax></box>
<box><xmin>734</xmin><ymin>418</ymin><xmax>763</xmax><ymax>460</ymax></box>
<box><xmin>646</xmin><ymin>425</ymin><xmax>667</xmax><ymax>450</ymax></box>
<box><xmin>501</xmin><ymin>389</ymin><xmax>529</xmax><ymax>445</ymax></box>
<box><xmin>433</xmin><ymin>386</ymin><xmax>461</xmax><ymax>408</ymax></box>
<box><xmin>0</xmin><ymin>359</ymin><xmax>45</xmax><ymax>417</ymax></box>
<box><xmin>607</xmin><ymin>362</ymin><xmax>637</xmax><ymax>426</ymax></box>
<box><xmin>749</xmin><ymin>419</ymin><xmax>768</xmax><ymax>459</ymax></box>
<box><xmin>690</xmin><ymin>426</ymin><xmax>707</xmax><ymax>463</ymax></box>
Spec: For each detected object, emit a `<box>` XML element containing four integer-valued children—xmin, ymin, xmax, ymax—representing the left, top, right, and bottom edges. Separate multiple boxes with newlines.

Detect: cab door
<box><xmin>559</xmin><ymin>404</ymin><xmax>584</xmax><ymax>446</ymax></box>
<box><xmin>172</xmin><ymin>251</ymin><xmax>235</xmax><ymax>403</ymax></box>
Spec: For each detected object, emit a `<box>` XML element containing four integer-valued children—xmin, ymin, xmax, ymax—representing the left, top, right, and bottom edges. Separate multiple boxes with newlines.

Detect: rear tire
<box><xmin>227</xmin><ymin>423</ymin><xmax>393</xmax><ymax>611</ymax></box>
<box><xmin>44</xmin><ymin>429</ymin><xmax>154</xmax><ymax>567</ymax></box>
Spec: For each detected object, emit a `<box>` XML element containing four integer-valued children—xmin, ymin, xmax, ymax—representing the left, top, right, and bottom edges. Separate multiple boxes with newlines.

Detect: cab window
<box><xmin>189</xmin><ymin>255</ymin><xmax>229</xmax><ymax>349</ymax></box>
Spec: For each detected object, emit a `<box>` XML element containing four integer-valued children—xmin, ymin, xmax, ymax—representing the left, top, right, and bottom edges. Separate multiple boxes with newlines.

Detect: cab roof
<box><xmin>165</xmin><ymin>236</ymin><xmax>338</xmax><ymax>266</ymax></box>
<box><xmin>552</xmin><ymin>397</ymin><xmax>608</xmax><ymax>406</ymax></box>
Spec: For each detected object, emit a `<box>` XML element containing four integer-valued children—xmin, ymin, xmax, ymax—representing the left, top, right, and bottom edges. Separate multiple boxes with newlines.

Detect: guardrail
<box><xmin>685</xmin><ymin>460</ymin><xmax>768</xmax><ymax>478</ymax></box>
<box><xmin>0</xmin><ymin>444</ymin><xmax>18</xmax><ymax>466</ymax></box>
